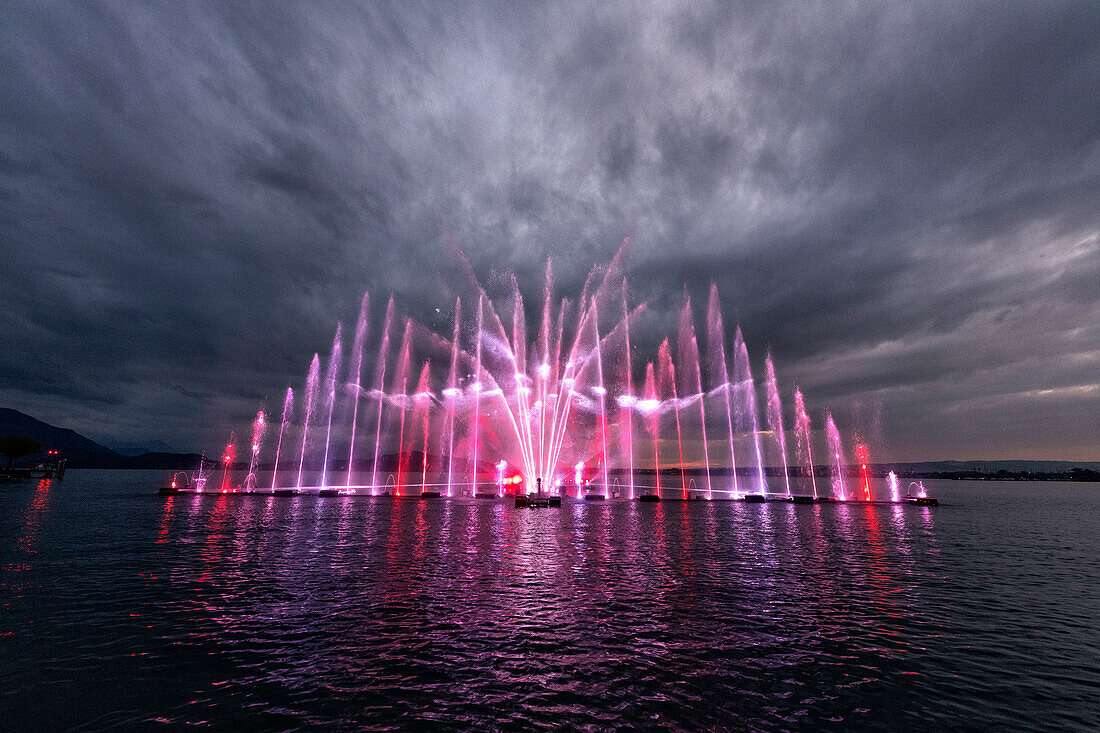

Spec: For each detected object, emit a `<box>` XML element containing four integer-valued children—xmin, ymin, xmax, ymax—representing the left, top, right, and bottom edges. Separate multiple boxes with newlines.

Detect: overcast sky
<box><xmin>1</xmin><ymin>1</ymin><xmax>1098</xmax><ymax>460</ymax></box>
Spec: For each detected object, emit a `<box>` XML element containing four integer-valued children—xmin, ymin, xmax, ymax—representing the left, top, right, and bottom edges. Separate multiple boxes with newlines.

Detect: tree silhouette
<box><xmin>0</xmin><ymin>436</ymin><xmax>42</xmax><ymax>469</ymax></box>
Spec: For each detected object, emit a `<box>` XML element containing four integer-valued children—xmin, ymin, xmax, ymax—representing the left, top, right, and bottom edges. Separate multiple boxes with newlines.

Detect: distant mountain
<box><xmin>0</xmin><ymin>407</ymin><xmax>119</xmax><ymax>462</ymax></box>
<box><xmin>111</xmin><ymin>439</ymin><xmax>181</xmax><ymax>457</ymax></box>
<box><xmin>0</xmin><ymin>408</ymin><xmax>201</xmax><ymax>469</ymax></box>
<box><xmin>890</xmin><ymin>460</ymin><xmax>1100</xmax><ymax>474</ymax></box>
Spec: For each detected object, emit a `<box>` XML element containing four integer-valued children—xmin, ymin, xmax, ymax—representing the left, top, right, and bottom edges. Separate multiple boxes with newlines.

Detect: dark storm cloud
<box><xmin>1</xmin><ymin>1</ymin><xmax>1097</xmax><ymax>459</ymax></box>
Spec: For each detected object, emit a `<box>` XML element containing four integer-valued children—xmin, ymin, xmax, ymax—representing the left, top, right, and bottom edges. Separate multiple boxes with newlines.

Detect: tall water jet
<box><xmin>658</xmin><ymin>339</ymin><xmax>687</xmax><ymax>499</ymax></box>
<box><xmin>271</xmin><ymin>387</ymin><xmax>293</xmax><ymax>490</ymax></box>
<box><xmin>444</xmin><ymin>298</ymin><xmax>461</xmax><ymax>496</ymax></box>
<box><xmin>346</xmin><ymin>292</ymin><xmax>371</xmax><ymax>487</ymax></box>
<box><xmin>593</xmin><ymin>302</ymin><xmax>610</xmax><ymax>494</ymax></box>
<box><xmin>370</xmin><ymin>297</ymin><xmax>396</xmax><ymax>494</ymax></box>
<box><xmin>732</xmin><ymin>328</ymin><xmax>766</xmax><ymax>495</ymax></box>
<box><xmin>888</xmin><ymin>470</ymin><xmax>900</xmax><ymax>502</ymax></box>
<box><xmin>764</xmin><ymin>352</ymin><xmax>791</xmax><ymax>497</ymax></box>
<box><xmin>679</xmin><ymin>295</ymin><xmax>711</xmax><ymax>498</ymax></box>
<box><xmin>296</xmin><ymin>354</ymin><xmax>321</xmax><ymax>489</ymax></box>
<box><xmin>245</xmin><ymin>409</ymin><xmax>266</xmax><ymax>489</ymax></box>
<box><xmin>409</xmin><ymin>362</ymin><xmax>433</xmax><ymax>494</ymax></box>
<box><xmin>392</xmin><ymin>320</ymin><xmax>414</xmax><ymax>495</ymax></box>
<box><xmin>642</xmin><ymin>362</ymin><xmax>660</xmax><ymax>496</ymax></box>
<box><xmin>706</xmin><ymin>285</ymin><xmax>738</xmax><ymax>497</ymax></box>
<box><xmin>533</xmin><ymin>264</ymin><xmax>554</xmax><ymax>490</ymax></box>
<box><xmin>470</xmin><ymin>294</ymin><xmax>484</xmax><ymax>495</ymax></box>
<box><xmin>793</xmin><ymin>387</ymin><xmax>818</xmax><ymax>499</ymax></box>
<box><xmin>621</xmin><ymin>278</ymin><xmax>634</xmax><ymax>500</ymax></box>
<box><xmin>825</xmin><ymin>411</ymin><xmax>847</xmax><ymax>500</ymax></box>
<box><xmin>220</xmin><ymin>431</ymin><xmax>236</xmax><ymax>492</ymax></box>
<box><xmin>855</xmin><ymin>442</ymin><xmax>872</xmax><ymax>501</ymax></box>
<box><xmin>320</xmin><ymin>323</ymin><xmax>343</xmax><ymax>488</ymax></box>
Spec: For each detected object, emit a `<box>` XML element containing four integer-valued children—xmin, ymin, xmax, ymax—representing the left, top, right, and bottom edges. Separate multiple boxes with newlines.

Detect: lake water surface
<box><xmin>2</xmin><ymin>471</ymin><xmax>1097</xmax><ymax>730</ymax></box>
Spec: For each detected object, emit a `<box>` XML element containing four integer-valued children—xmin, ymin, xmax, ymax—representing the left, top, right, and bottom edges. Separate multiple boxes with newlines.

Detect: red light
<box><xmin>170</xmin><ymin>481</ymin><xmax>177</xmax><ymax>488</ymax></box>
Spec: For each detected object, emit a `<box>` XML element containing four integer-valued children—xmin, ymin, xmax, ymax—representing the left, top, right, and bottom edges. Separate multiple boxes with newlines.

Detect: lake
<box><xmin>2</xmin><ymin>471</ymin><xmax>1097</xmax><ymax>730</ymax></box>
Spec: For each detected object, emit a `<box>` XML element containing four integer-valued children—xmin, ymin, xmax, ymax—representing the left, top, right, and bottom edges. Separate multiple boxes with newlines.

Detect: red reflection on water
<box><xmin>4</xmin><ymin>479</ymin><xmax>53</xmax><ymax>583</ymax></box>
<box><xmin>14</xmin><ymin>479</ymin><xmax>52</xmax><ymax>555</ymax></box>
<box><xmin>198</xmin><ymin>492</ymin><xmax>232</xmax><ymax>584</ymax></box>
<box><xmin>156</xmin><ymin>495</ymin><xmax>176</xmax><ymax>545</ymax></box>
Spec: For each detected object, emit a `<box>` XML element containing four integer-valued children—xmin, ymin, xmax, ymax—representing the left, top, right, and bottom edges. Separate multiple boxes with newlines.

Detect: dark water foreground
<box><xmin>2</xmin><ymin>472</ymin><xmax>1097</xmax><ymax>731</ymax></box>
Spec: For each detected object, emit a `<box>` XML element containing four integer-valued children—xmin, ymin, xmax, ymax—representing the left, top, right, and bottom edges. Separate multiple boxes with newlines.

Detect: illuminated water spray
<box><xmin>210</xmin><ymin>246</ymin><xmax>890</xmax><ymax>502</ymax></box>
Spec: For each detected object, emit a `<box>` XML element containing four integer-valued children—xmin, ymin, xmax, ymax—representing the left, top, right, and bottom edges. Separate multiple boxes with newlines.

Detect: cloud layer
<box><xmin>1</xmin><ymin>1</ymin><xmax>1098</xmax><ymax>459</ymax></box>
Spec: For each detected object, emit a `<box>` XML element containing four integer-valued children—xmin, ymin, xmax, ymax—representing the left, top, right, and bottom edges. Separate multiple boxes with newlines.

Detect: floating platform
<box><xmin>515</xmin><ymin>495</ymin><xmax>560</xmax><ymax>508</ymax></box>
<box><xmin>153</xmin><ymin>487</ymin><xmax>940</xmax><ymax>508</ymax></box>
<box><xmin>474</xmin><ymin>491</ymin><xmax>499</xmax><ymax>499</ymax></box>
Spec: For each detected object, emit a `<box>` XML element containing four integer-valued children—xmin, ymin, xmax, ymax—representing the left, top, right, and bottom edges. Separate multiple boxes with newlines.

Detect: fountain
<box><xmin>163</xmin><ymin>247</ymin><xmax>936</xmax><ymax>507</ymax></box>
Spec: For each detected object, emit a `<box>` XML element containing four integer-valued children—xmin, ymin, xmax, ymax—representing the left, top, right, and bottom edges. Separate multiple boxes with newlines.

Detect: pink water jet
<box><xmin>296</xmin><ymin>354</ymin><xmax>321</xmax><ymax>490</ymax></box>
<box><xmin>825</xmin><ymin>411</ymin><xmax>847</xmax><ymax>501</ymax></box>
<box><xmin>271</xmin><ymin>387</ymin><xmax>293</xmax><ymax>490</ymax></box>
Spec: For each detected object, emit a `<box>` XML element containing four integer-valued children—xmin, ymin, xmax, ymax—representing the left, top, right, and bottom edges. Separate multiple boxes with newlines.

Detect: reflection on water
<box><xmin>1</xmin><ymin>473</ymin><xmax>1098</xmax><ymax>730</ymax></box>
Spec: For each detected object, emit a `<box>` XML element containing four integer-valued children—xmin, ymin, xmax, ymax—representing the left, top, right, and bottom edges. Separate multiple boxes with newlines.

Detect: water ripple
<box><xmin>1</xmin><ymin>474</ymin><xmax>1098</xmax><ymax>730</ymax></box>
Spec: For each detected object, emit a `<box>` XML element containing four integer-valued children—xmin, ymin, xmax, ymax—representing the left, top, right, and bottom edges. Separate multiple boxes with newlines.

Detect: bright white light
<box><xmin>471</xmin><ymin>382</ymin><xmax>483</xmax><ymax>393</ymax></box>
<box><xmin>539</xmin><ymin>362</ymin><xmax>551</xmax><ymax>378</ymax></box>
<box><xmin>591</xmin><ymin>386</ymin><xmax>607</xmax><ymax>395</ymax></box>
<box><xmin>636</xmin><ymin>398</ymin><xmax>660</xmax><ymax>413</ymax></box>
<box><xmin>617</xmin><ymin>395</ymin><xmax>638</xmax><ymax>408</ymax></box>
<box><xmin>442</xmin><ymin>387</ymin><xmax>462</xmax><ymax>398</ymax></box>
